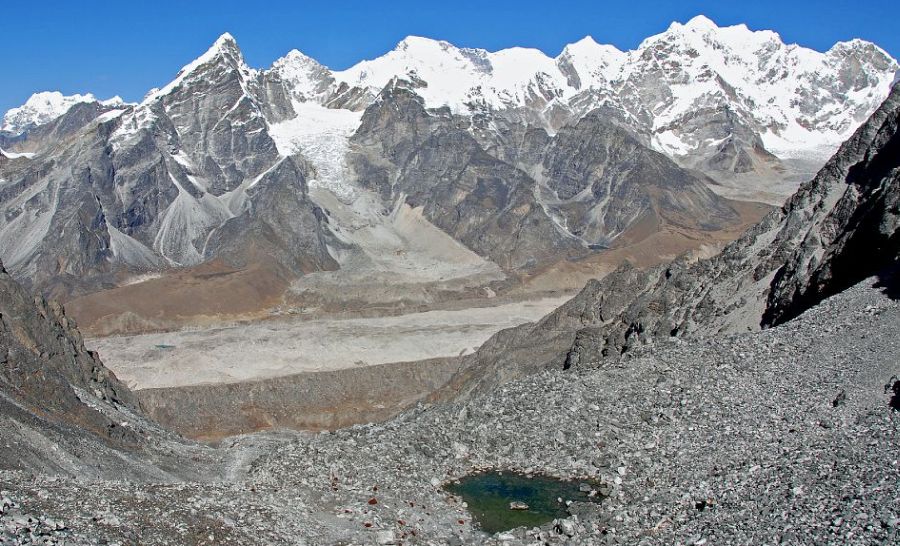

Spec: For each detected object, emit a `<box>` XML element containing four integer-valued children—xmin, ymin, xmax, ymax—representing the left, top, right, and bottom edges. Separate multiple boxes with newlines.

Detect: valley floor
<box><xmin>88</xmin><ymin>296</ymin><xmax>570</xmax><ymax>390</ymax></box>
<box><xmin>2</xmin><ymin>277</ymin><xmax>898</xmax><ymax>545</ymax></box>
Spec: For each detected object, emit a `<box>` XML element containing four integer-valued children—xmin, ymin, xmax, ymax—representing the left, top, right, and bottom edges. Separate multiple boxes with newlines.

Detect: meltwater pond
<box><xmin>445</xmin><ymin>472</ymin><xmax>603</xmax><ymax>534</ymax></box>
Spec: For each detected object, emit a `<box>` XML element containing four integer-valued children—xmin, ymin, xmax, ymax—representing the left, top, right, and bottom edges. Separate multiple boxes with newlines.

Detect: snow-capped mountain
<box><xmin>301</xmin><ymin>15</ymin><xmax>895</xmax><ymax>167</ymax></box>
<box><xmin>0</xmin><ymin>17</ymin><xmax>897</xmax><ymax>318</ymax></box>
<box><xmin>1</xmin><ymin>91</ymin><xmax>125</xmax><ymax>134</ymax></box>
<box><xmin>5</xmin><ymin>16</ymin><xmax>895</xmax><ymax>170</ymax></box>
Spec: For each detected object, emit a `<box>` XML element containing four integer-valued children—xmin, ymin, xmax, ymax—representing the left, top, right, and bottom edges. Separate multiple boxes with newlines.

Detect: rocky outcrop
<box><xmin>0</xmin><ymin>259</ymin><xmax>135</xmax><ymax>410</ymax></box>
<box><xmin>449</xmin><ymin>83</ymin><xmax>900</xmax><ymax>397</ymax></box>
<box><xmin>0</xmin><ymin>258</ymin><xmax>139</xmax><ymax>472</ymax></box>
<box><xmin>350</xmin><ymin>81</ymin><xmax>581</xmax><ymax>270</ymax></box>
<box><xmin>762</xmin><ymin>88</ymin><xmax>900</xmax><ymax>324</ymax></box>
<box><xmin>0</xmin><ymin>260</ymin><xmax>219</xmax><ymax>479</ymax></box>
<box><xmin>534</xmin><ymin>111</ymin><xmax>738</xmax><ymax>244</ymax></box>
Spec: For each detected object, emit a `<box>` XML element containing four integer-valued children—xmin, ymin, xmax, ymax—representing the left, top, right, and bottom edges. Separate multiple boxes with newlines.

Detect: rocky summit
<box><xmin>0</xmin><ymin>12</ymin><xmax>899</xmax><ymax>546</ymax></box>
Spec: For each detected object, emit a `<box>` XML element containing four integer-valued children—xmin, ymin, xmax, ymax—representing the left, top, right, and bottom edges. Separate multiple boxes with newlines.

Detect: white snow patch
<box><xmin>652</xmin><ymin>131</ymin><xmax>693</xmax><ymax>156</ymax></box>
<box><xmin>96</xmin><ymin>109</ymin><xmax>127</xmax><ymax>123</ymax></box>
<box><xmin>268</xmin><ymin>101</ymin><xmax>363</xmax><ymax>201</ymax></box>
<box><xmin>0</xmin><ymin>148</ymin><xmax>36</xmax><ymax>159</ymax></box>
<box><xmin>110</xmin><ymin>107</ymin><xmax>157</xmax><ymax>151</ymax></box>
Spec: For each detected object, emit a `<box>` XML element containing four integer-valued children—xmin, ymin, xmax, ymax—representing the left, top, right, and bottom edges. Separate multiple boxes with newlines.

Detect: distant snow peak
<box><xmin>561</xmin><ymin>35</ymin><xmax>622</xmax><ymax>57</ymax></box>
<box><xmin>270</xmin><ymin>48</ymin><xmax>334</xmax><ymax>104</ymax></box>
<box><xmin>1</xmin><ymin>91</ymin><xmax>117</xmax><ymax>134</ymax></box>
<box><xmin>684</xmin><ymin>14</ymin><xmax>718</xmax><ymax>30</ymax></box>
<box><xmin>395</xmin><ymin>35</ymin><xmax>454</xmax><ymax>53</ymax></box>
<box><xmin>100</xmin><ymin>96</ymin><xmax>126</xmax><ymax>107</ymax></box>
<box><xmin>278</xmin><ymin>49</ymin><xmax>318</xmax><ymax>66</ymax></box>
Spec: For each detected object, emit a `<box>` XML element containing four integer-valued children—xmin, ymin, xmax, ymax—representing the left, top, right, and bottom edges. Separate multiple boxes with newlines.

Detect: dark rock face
<box><xmin>450</xmin><ymin>84</ymin><xmax>900</xmax><ymax>396</ymax></box>
<box><xmin>762</xmin><ymin>91</ymin><xmax>900</xmax><ymax>325</ymax></box>
<box><xmin>350</xmin><ymin>81</ymin><xmax>741</xmax><ymax>270</ymax></box>
<box><xmin>0</xmin><ymin>259</ymin><xmax>140</xmax><ymax>468</ymax></box>
<box><xmin>0</xmin><ymin>35</ymin><xmax>335</xmax><ymax>298</ymax></box>
<box><xmin>0</xmin><ymin>260</ymin><xmax>219</xmax><ymax>479</ymax></box>
<box><xmin>538</xmin><ymin>112</ymin><xmax>738</xmax><ymax>244</ymax></box>
<box><xmin>203</xmin><ymin>157</ymin><xmax>337</xmax><ymax>274</ymax></box>
<box><xmin>0</xmin><ymin>260</ymin><xmax>134</xmax><ymax>409</ymax></box>
<box><xmin>350</xmin><ymin>82</ymin><xmax>581</xmax><ymax>270</ymax></box>
<box><xmin>888</xmin><ymin>377</ymin><xmax>900</xmax><ymax>411</ymax></box>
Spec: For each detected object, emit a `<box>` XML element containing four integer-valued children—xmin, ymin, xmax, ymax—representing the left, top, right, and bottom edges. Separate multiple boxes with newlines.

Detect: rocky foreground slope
<box><xmin>0</xmin><ymin>259</ymin><xmax>219</xmax><ymax>482</ymax></box>
<box><xmin>1</xmin><ymin>275</ymin><xmax>897</xmax><ymax>544</ymax></box>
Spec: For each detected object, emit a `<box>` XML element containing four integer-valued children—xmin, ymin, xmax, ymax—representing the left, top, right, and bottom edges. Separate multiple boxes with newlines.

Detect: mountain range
<box><xmin>0</xmin><ymin>17</ymin><xmax>896</xmax><ymax>332</ymax></box>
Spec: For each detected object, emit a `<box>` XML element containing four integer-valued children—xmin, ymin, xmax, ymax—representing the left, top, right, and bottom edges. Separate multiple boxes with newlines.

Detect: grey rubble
<box><xmin>1</xmin><ymin>277</ymin><xmax>897</xmax><ymax>545</ymax></box>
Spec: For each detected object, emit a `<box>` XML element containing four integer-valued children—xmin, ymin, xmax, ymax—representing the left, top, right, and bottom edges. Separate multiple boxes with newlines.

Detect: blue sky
<box><xmin>4</xmin><ymin>0</ymin><xmax>898</xmax><ymax>113</ymax></box>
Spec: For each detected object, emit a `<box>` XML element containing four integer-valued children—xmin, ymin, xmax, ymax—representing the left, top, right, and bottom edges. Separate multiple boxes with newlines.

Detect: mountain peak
<box><xmin>662</xmin><ymin>14</ymin><xmax>720</xmax><ymax>35</ymax></box>
<box><xmin>684</xmin><ymin>14</ymin><xmax>718</xmax><ymax>30</ymax></box>
<box><xmin>572</xmin><ymin>35</ymin><xmax>600</xmax><ymax>48</ymax></box>
<box><xmin>2</xmin><ymin>91</ymin><xmax>104</xmax><ymax>133</ymax></box>
<box><xmin>282</xmin><ymin>49</ymin><xmax>315</xmax><ymax>62</ymax></box>
<box><xmin>828</xmin><ymin>38</ymin><xmax>893</xmax><ymax>59</ymax></box>
<box><xmin>560</xmin><ymin>35</ymin><xmax>624</xmax><ymax>60</ymax></box>
<box><xmin>215</xmin><ymin>32</ymin><xmax>236</xmax><ymax>46</ymax></box>
<box><xmin>205</xmin><ymin>31</ymin><xmax>242</xmax><ymax>59</ymax></box>
<box><xmin>394</xmin><ymin>35</ymin><xmax>455</xmax><ymax>54</ymax></box>
<box><xmin>141</xmin><ymin>32</ymin><xmax>249</xmax><ymax>104</ymax></box>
